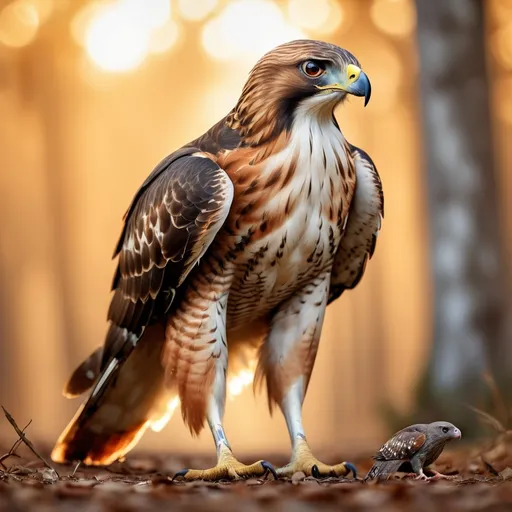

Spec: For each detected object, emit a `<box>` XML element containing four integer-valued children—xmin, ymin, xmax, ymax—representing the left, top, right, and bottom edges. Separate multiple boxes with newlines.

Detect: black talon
<box><xmin>261</xmin><ymin>461</ymin><xmax>278</xmax><ymax>480</ymax></box>
<box><xmin>345</xmin><ymin>462</ymin><xmax>358</xmax><ymax>479</ymax></box>
<box><xmin>311</xmin><ymin>464</ymin><xmax>322</xmax><ymax>479</ymax></box>
<box><xmin>172</xmin><ymin>469</ymin><xmax>189</xmax><ymax>481</ymax></box>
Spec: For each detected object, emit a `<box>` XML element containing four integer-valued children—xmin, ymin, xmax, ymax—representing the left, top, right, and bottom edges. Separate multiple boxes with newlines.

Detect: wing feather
<box><xmin>328</xmin><ymin>144</ymin><xmax>383</xmax><ymax>304</ymax></box>
<box><xmin>65</xmin><ymin>150</ymin><xmax>233</xmax><ymax>398</ymax></box>
<box><xmin>375</xmin><ymin>429</ymin><xmax>426</xmax><ymax>461</ymax></box>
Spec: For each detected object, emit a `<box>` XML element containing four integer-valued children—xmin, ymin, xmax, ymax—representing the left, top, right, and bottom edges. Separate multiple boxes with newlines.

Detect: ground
<box><xmin>1</xmin><ymin>432</ymin><xmax>512</xmax><ymax>512</ymax></box>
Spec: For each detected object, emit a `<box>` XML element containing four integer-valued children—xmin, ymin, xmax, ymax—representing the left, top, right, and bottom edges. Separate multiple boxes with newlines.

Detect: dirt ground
<box><xmin>1</xmin><ymin>435</ymin><xmax>512</xmax><ymax>512</ymax></box>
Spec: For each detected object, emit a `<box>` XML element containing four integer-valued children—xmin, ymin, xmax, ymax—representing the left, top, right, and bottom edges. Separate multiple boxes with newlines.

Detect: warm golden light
<box><xmin>178</xmin><ymin>0</ymin><xmax>218</xmax><ymax>21</ymax></box>
<box><xmin>202</xmin><ymin>0</ymin><xmax>305</xmax><ymax>62</ymax></box>
<box><xmin>71</xmin><ymin>1</ymin><xmax>104</xmax><ymax>46</ymax></box>
<box><xmin>147</xmin><ymin>362</ymin><xmax>256</xmax><ymax>432</ymax></box>
<box><xmin>85</xmin><ymin>3</ymin><xmax>149</xmax><ymax>73</ymax></box>
<box><xmin>0</xmin><ymin>0</ymin><xmax>39</xmax><ymax>48</ymax></box>
<box><xmin>121</xmin><ymin>0</ymin><xmax>171</xmax><ymax>30</ymax></box>
<box><xmin>494</xmin><ymin>76</ymin><xmax>512</xmax><ymax>125</ymax></box>
<box><xmin>150</xmin><ymin>396</ymin><xmax>180</xmax><ymax>433</ymax></box>
<box><xmin>75</xmin><ymin>0</ymin><xmax>174</xmax><ymax>73</ymax></box>
<box><xmin>354</xmin><ymin>38</ymin><xmax>403</xmax><ymax>114</ymax></box>
<box><xmin>228</xmin><ymin>361</ymin><xmax>257</xmax><ymax>399</ymax></box>
<box><xmin>148</xmin><ymin>19</ymin><xmax>179</xmax><ymax>54</ymax></box>
<box><xmin>491</xmin><ymin>23</ymin><xmax>512</xmax><ymax>70</ymax></box>
<box><xmin>32</xmin><ymin>0</ymin><xmax>54</xmax><ymax>23</ymax></box>
<box><xmin>491</xmin><ymin>0</ymin><xmax>512</xmax><ymax>26</ymax></box>
<box><xmin>288</xmin><ymin>0</ymin><xmax>343</xmax><ymax>34</ymax></box>
<box><xmin>370</xmin><ymin>0</ymin><xmax>416</xmax><ymax>38</ymax></box>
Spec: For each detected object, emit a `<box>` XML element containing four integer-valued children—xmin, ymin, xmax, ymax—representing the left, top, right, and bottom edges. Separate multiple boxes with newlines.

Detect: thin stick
<box><xmin>1</xmin><ymin>407</ymin><xmax>60</xmax><ymax>478</ymax></box>
<box><xmin>70</xmin><ymin>460</ymin><xmax>81</xmax><ymax>478</ymax></box>
<box><xmin>0</xmin><ymin>419</ymin><xmax>32</xmax><ymax>469</ymax></box>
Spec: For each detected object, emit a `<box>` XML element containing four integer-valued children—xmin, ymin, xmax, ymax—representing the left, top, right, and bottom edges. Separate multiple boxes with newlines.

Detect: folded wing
<box><xmin>328</xmin><ymin>144</ymin><xmax>383</xmax><ymax>304</ymax></box>
<box><xmin>52</xmin><ymin>149</ymin><xmax>233</xmax><ymax>464</ymax></box>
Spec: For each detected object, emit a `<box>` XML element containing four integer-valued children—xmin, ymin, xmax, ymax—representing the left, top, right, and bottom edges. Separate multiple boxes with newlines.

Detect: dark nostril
<box><xmin>349</xmin><ymin>74</ymin><xmax>355</xmax><ymax>79</ymax></box>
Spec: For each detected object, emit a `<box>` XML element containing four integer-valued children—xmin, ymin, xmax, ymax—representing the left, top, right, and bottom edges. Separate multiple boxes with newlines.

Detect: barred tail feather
<box><xmin>52</xmin><ymin>324</ymin><xmax>175</xmax><ymax>466</ymax></box>
<box><xmin>364</xmin><ymin>460</ymin><xmax>403</xmax><ymax>481</ymax></box>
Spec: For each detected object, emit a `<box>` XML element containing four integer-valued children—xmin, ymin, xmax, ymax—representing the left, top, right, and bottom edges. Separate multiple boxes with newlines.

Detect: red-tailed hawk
<box><xmin>51</xmin><ymin>39</ymin><xmax>383</xmax><ymax>481</ymax></box>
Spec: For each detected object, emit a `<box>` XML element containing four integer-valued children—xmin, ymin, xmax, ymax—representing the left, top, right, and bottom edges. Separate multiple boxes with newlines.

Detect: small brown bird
<box><xmin>365</xmin><ymin>421</ymin><xmax>461</xmax><ymax>481</ymax></box>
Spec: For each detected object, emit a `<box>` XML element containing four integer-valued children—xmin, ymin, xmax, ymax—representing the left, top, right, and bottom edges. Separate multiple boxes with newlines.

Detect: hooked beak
<box><xmin>315</xmin><ymin>64</ymin><xmax>372</xmax><ymax>107</ymax></box>
<box><xmin>453</xmin><ymin>428</ymin><xmax>462</xmax><ymax>440</ymax></box>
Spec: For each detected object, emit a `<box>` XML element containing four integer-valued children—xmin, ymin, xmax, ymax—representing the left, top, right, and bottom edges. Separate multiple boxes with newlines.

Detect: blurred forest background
<box><xmin>0</xmin><ymin>0</ymin><xmax>511</xmax><ymax>458</ymax></box>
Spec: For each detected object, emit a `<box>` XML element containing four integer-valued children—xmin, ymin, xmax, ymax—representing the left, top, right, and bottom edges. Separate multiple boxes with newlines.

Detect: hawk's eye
<box><xmin>442</xmin><ymin>427</ymin><xmax>449</xmax><ymax>434</ymax></box>
<box><xmin>301</xmin><ymin>60</ymin><xmax>325</xmax><ymax>78</ymax></box>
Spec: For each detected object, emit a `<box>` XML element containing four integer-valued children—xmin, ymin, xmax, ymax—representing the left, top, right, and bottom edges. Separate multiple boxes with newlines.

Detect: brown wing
<box><xmin>328</xmin><ymin>144</ymin><xmax>383</xmax><ymax>304</ymax></box>
<box><xmin>375</xmin><ymin>429</ymin><xmax>426</xmax><ymax>461</ymax></box>
<box><xmin>107</xmin><ymin>150</ymin><xmax>233</xmax><ymax>357</ymax></box>
<box><xmin>89</xmin><ymin>150</ymin><xmax>233</xmax><ymax>388</ymax></box>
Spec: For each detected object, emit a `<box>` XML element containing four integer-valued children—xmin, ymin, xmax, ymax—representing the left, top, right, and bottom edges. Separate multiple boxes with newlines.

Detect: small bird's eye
<box><xmin>301</xmin><ymin>60</ymin><xmax>325</xmax><ymax>78</ymax></box>
<box><xmin>442</xmin><ymin>427</ymin><xmax>449</xmax><ymax>434</ymax></box>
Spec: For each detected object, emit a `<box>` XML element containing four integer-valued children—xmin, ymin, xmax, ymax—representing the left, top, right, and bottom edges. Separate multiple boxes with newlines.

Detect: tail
<box><xmin>51</xmin><ymin>324</ymin><xmax>176</xmax><ymax>466</ymax></box>
<box><xmin>63</xmin><ymin>346</ymin><xmax>103</xmax><ymax>398</ymax></box>
<box><xmin>364</xmin><ymin>460</ymin><xmax>403</xmax><ymax>482</ymax></box>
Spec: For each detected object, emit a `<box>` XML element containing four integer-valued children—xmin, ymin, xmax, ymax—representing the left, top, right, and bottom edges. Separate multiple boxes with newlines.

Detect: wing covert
<box><xmin>375</xmin><ymin>430</ymin><xmax>426</xmax><ymax>461</ymax></box>
<box><xmin>104</xmin><ymin>150</ymin><xmax>234</xmax><ymax>370</ymax></box>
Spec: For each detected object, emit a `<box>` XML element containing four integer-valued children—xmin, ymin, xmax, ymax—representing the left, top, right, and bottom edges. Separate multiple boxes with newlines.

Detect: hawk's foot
<box><xmin>173</xmin><ymin>446</ymin><xmax>277</xmax><ymax>482</ymax></box>
<box><xmin>277</xmin><ymin>438</ymin><xmax>357</xmax><ymax>479</ymax></box>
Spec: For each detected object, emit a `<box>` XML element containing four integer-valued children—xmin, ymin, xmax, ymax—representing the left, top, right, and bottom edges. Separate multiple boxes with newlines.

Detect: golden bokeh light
<box><xmin>0</xmin><ymin>0</ymin><xmax>40</xmax><ymax>48</ymax></box>
<box><xmin>287</xmin><ymin>0</ymin><xmax>343</xmax><ymax>34</ymax></box>
<box><xmin>121</xmin><ymin>0</ymin><xmax>171</xmax><ymax>30</ymax></box>
<box><xmin>84</xmin><ymin>3</ymin><xmax>150</xmax><ymax>72</ymax></box>
<box><xmin>148</xmin><ymin>19</ymin><xmax>179</xmax><ymax>54</ymax></box>
<box><xmin>178</xmin><ymin>0</ymin><xmax>218</xmax><ymax>21</ymax></box>
<box><xmin>370</xmin><ymin>0</ymin><xmax>416</xmax><ymax>38</ymax></box>
<box><xmin>74</xmin><ymin>0</ymin><xmax>175</xmax><ymax>73</ymax></box>
<box><xmin>202</xmin><ymin>0</ymin><xmax>305</xmax><ymax>62</ymax></box>
<box><xmin>71</xmin><ymin>1</ymin><xmax>105</xmax><ymax>46</ymax></box>
<box><xmin>31</xmin><ymin>0</ymin><xmax>54</xmax><ymax>23</ymax></box>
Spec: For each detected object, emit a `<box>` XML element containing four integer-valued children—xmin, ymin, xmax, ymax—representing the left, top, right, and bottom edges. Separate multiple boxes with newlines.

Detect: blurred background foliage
<box><xmin>0</xmin><ymin>0</ymin><xmax>511</xmax><ymax>457</ymax></box>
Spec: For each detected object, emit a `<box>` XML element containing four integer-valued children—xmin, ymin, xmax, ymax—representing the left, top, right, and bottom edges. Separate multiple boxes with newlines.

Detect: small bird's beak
<box><xmin>315</xmin><ymin>64</ymin><xmax>372</xmax><ymax>107</ymax></box>
<box><xmin>453</xmin><ymin>428</ymin><xmax>462</xmax><ymax>439</ymax></box>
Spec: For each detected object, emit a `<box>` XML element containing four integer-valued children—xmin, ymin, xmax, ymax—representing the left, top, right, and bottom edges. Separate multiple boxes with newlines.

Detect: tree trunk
<box><xmin>414</xmin><ymin>0</ymin><xmax>512</xmax><ymax>435</ymax></box>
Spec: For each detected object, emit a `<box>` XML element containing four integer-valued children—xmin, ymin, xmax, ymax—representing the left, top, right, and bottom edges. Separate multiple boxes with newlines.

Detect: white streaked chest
<box><xmin>227</xmin><ymin>113</ymin><xmax>350</xmax><ymax>326</ymax></box>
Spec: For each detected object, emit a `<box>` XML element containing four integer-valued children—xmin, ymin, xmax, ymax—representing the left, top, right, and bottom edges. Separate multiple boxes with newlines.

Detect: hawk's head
<box><xmin>231</xmin><ymin>39</ymin><xmax>371</xmax><ymax>145</ymax></box>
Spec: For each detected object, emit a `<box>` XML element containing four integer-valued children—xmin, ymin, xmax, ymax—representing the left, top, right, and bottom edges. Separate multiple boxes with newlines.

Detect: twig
<box><xmin>70</xmin><ymin>460</ymin><xmax>81</xmax><ymax>478</ymax></box>
<box><xmin>0</xmin><ymin>419</ymin><xmax>32</xmax><ymax>469</ymax></box>
<box><xmin>1</xmin><ymin>406</ymin><xmax>60</xmax><ymax>478</ymax></box>
<box><xmin>466</xmin><ymin>404</ymin><xmax>505</xmax><ymax>433</ymax></box>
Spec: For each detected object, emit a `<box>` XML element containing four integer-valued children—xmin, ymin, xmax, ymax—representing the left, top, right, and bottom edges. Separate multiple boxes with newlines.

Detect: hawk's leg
<box><xmin>259</xmin><ymin>274</ymin><xmax>357</xmax><ymax>479</ymax></box>
<box><xmin>168</xmin><ymin>277</ymin><xmax>276</xmax><ymax>482</ymax></box>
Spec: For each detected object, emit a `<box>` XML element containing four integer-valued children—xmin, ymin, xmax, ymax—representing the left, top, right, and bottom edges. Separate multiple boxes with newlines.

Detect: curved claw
<box><xmin>311</xmin><ymin>462</ymin><xmax>358</xmax><ymax>480</ymax></box>
<box><xmin>261</xmin><ymin>460</ymin><xmax>278</xmax><ymax>480</ymax></box>
<box><xmin>311</xmin><ymin>464</ymin><xmax>322</xmax><ymax>479</ymax></box>
<box><xmin>171</xmin><ymin>468</ymin><xmax>189</xmax><ymax>481</ymax></box>
<box><xmin>345</xmin><ymin>462</ymin><xmax>358</xmax><ymax>479</ymax></box>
